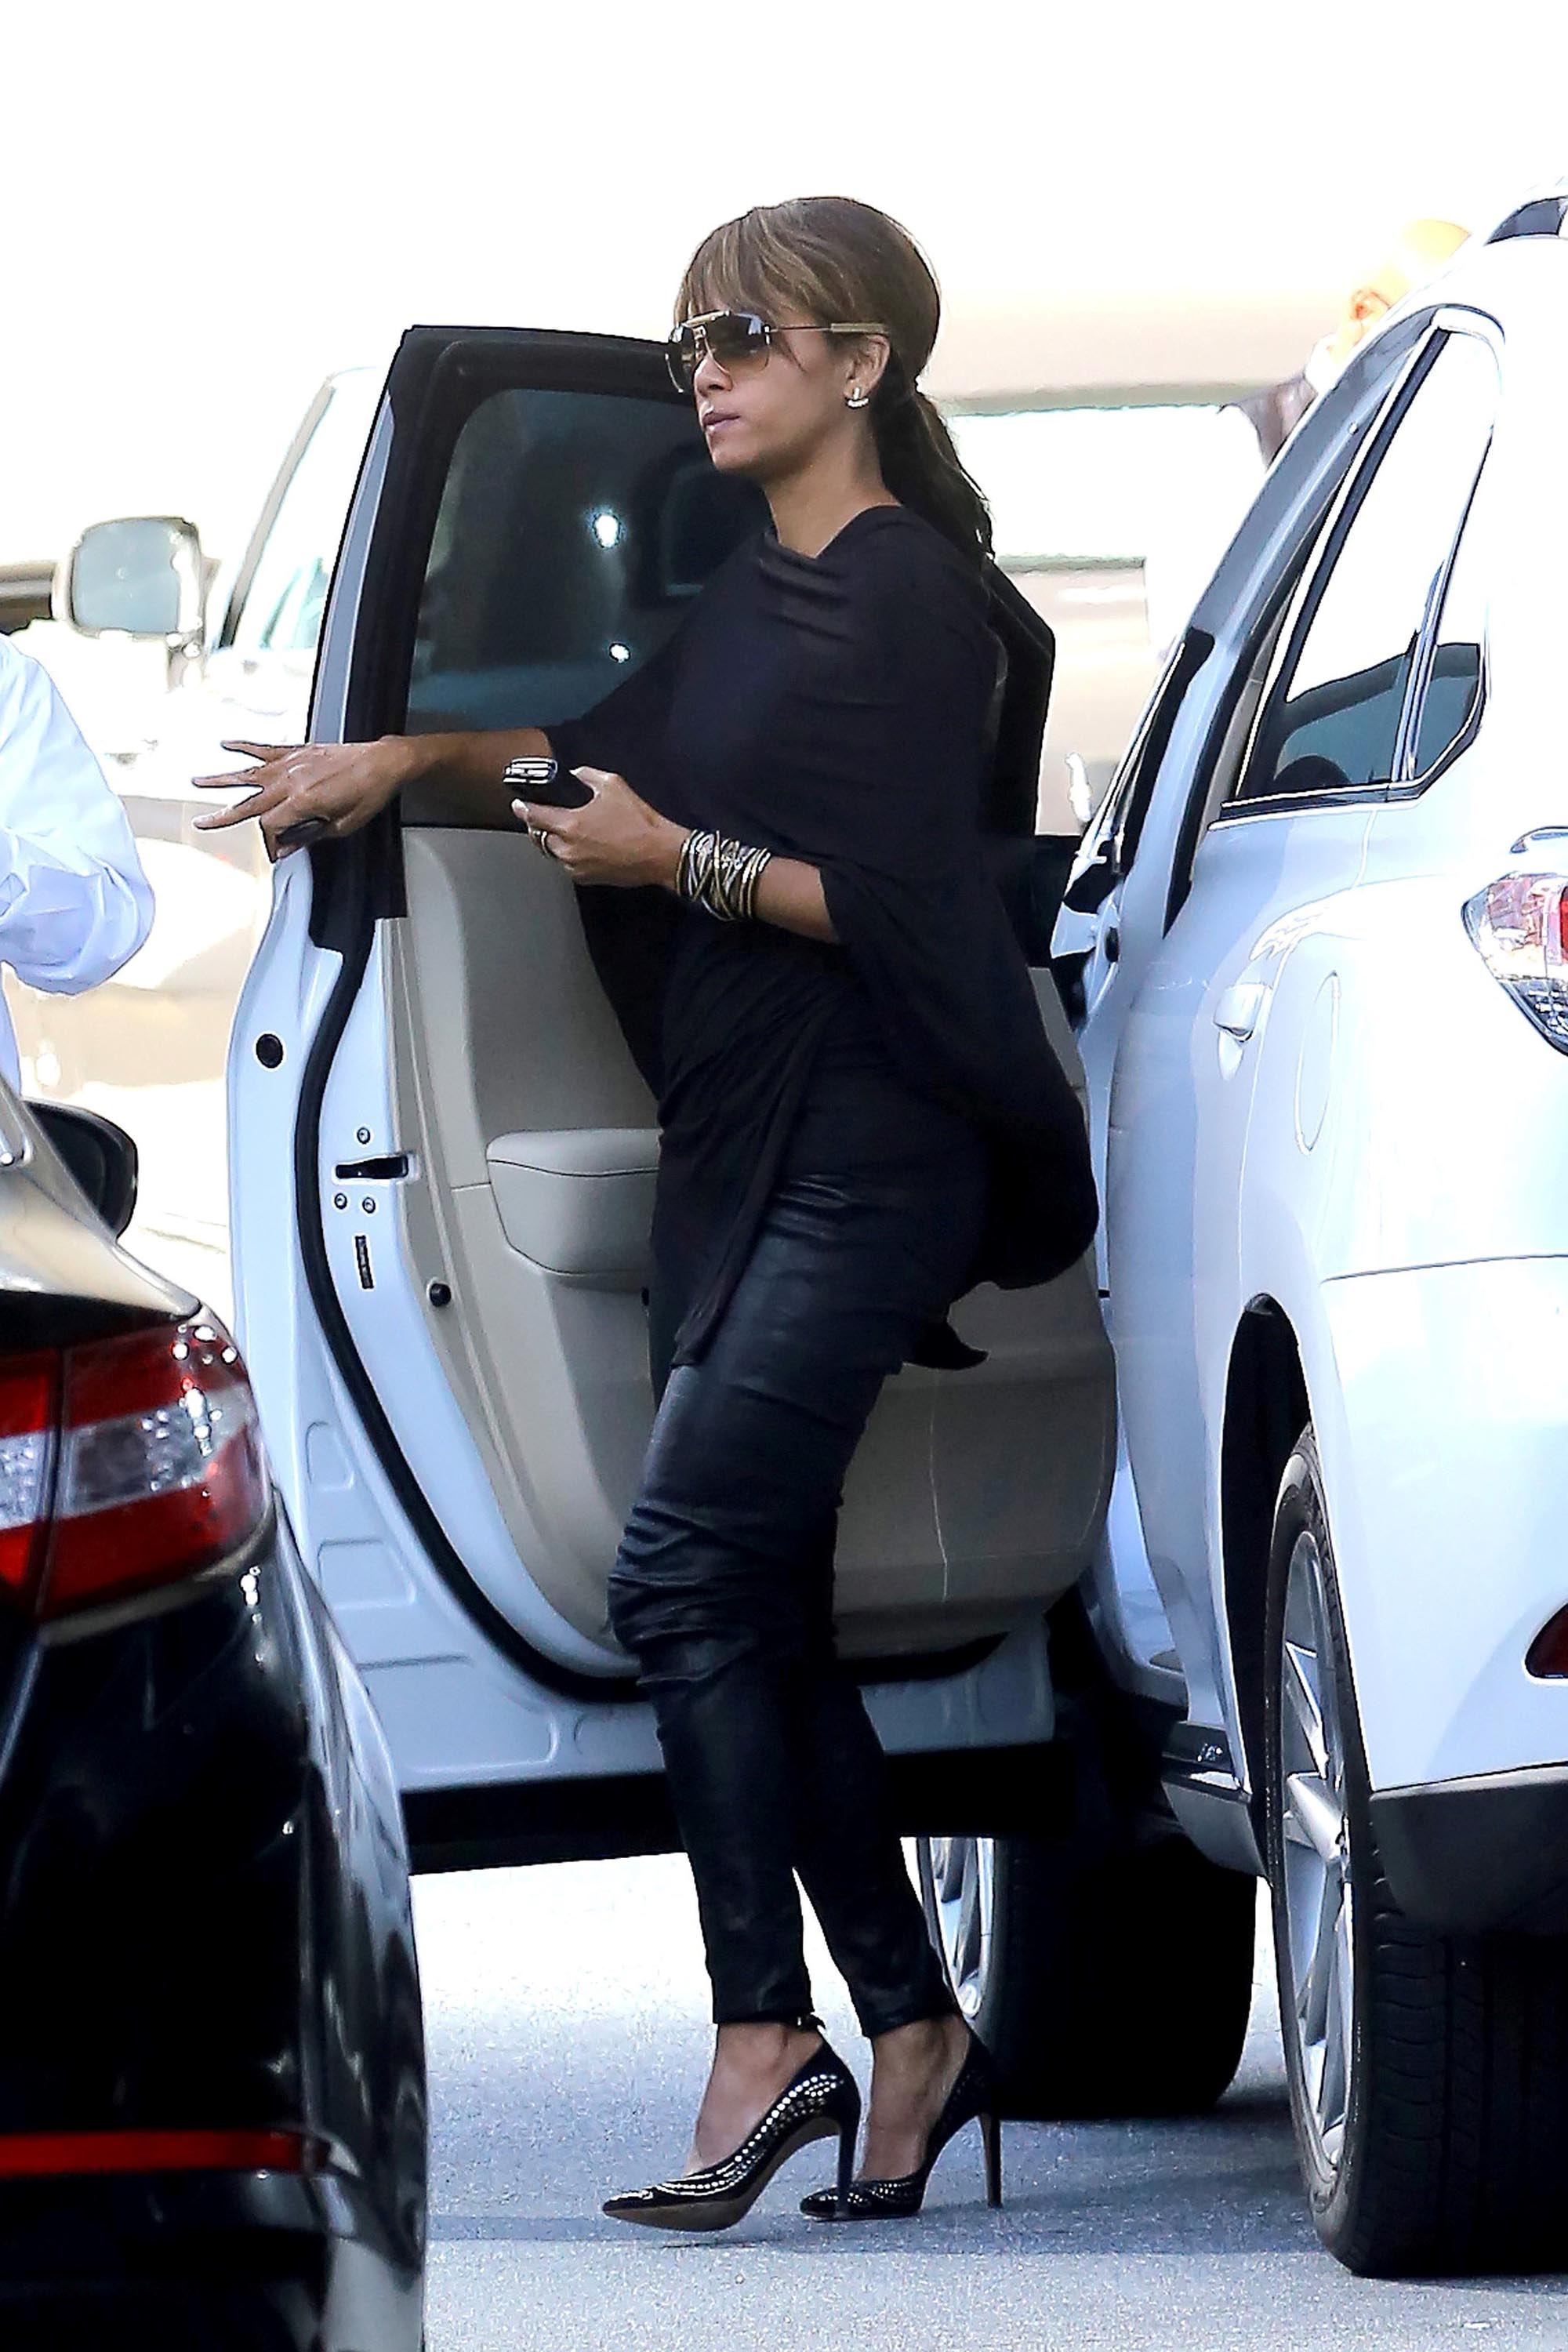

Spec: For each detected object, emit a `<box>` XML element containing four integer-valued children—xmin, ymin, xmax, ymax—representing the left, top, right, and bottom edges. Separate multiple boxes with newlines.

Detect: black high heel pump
<box><xmin>800</xmin><ymin>2024</ymin><xmax>1000</xmax><ymax>2221</ymax></box>
<box><xmin>604</xmin><ymin>2039</ymin><xmax>861</xmax><ymax>2233</ymax></box>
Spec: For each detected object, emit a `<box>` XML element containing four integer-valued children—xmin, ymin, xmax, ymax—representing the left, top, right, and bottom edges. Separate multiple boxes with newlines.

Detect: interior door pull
<box><xmin>1213</xmin><ymin>982</ymin><xmax>1268</xmax><ymax>1043</ymax></box>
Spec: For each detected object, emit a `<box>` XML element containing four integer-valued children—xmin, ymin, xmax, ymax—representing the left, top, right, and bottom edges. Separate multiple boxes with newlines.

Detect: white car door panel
<box><xmin>1074</xmin><ymin>309</ymin><xmax>1502</xmax><ymax>1777</ymax></box>
<box><xmin>1108</xmin><ymin>808</ymin><xmax>1378</xmax><ymax>1737</ymax></box>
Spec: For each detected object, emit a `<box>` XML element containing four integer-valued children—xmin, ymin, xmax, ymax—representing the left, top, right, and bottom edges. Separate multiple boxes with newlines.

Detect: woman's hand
<box><xmin>515</xmin><ymin>767</ymin><xmax>687</xmax><ymax>890</ymax></box>
<box><xmin>192</xmin><ymin>736</ymin><xmax>417</xmax><ymax>856</ymax></box>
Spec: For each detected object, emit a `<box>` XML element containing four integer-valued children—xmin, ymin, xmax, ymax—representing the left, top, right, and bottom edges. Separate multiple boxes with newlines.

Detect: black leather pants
<box><xmin>608</xmin><ymin>1140</ymin><xmax>987</xmax><ymax>2036</ymax></box>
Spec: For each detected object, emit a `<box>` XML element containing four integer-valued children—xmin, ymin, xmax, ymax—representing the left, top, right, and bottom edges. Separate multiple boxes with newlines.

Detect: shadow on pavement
<box><xmin>433</xmin><ymin>2085</ymin><xmax>1310</xmax><ymax>2257</ymax></box>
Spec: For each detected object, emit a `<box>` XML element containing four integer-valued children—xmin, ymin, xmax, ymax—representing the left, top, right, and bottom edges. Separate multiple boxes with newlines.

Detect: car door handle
<box><xmin>1213</xmin><ymin>982</ymin><xmax>1269</xmax><ymax>1042</ymax></box>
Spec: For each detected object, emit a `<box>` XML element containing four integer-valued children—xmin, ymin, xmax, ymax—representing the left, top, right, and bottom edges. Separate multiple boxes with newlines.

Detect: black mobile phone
<box><xmin>503</xmin><ymin>755</ymin><xmax>592</xmax><ymax>811</ymax></box>
<box><xmin>275</xmin><ymin>814</ymin><xmax>330</xmax><ymax>851</ymax></box>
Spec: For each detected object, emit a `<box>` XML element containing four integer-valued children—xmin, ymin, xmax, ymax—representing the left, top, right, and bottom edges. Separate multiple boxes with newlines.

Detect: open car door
<box><xmin>227</xmin><ymin>327</ymin><xmax>1112</xmax><ymax>1870</ymax></box>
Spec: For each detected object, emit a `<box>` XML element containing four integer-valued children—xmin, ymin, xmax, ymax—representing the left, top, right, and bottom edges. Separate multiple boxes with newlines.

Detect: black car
<box><xmin>0</xmin><ymin>1088</ymin><xmax>425</xmax><ymax>2349</ymax></box>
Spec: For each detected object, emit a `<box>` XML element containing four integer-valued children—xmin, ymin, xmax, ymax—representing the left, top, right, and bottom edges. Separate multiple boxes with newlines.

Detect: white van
<box><xmin>1054</xmin><ymin>187</ymin><xmax>1568</xmax><ymax>2272</ymax></box>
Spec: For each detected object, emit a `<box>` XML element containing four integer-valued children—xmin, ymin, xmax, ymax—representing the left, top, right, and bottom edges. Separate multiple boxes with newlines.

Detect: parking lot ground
<box><xmin>416</xmin><ymin>1854</ymin><xmax>1568</xmax><ymax>2351</ymax></box>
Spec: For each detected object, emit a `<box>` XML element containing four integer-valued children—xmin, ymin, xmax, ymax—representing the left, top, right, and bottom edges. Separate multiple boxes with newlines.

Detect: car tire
<box><xmin>916</xmin><ymin>1822</ymin><xmax>1254</xmax><ymax>2120</ymax></box>
<box><xmin>1265</xmin><ymin>1425</ymin><xmax>1568</xmax><ymax>2275</ymax></box>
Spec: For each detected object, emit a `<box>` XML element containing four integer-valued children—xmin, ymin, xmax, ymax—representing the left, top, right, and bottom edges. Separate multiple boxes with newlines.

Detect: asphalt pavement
<box><xmin>415</xmin><ymin>1853</ymin><xmax>1568</xmax><ymax>2351</ymax></box>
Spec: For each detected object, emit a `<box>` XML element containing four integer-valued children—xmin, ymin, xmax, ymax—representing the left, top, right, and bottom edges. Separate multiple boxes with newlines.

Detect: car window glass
<box><xmin>1232</xmin><ymin>333</ymin><xmax>1498</xmax><ymax>805</ymax></box>
<box><xmin>404</xmin><ymin>387</ymin><xmax>764</xmax><ymax>735</ymax></box>
<box><xmin>1410</xmin><ymin>465</ymin><xmax>1490</xmax><ymax>777</ymax></box>
<box><xmin>228</xmin><ymin>376</ymin><xmax>381</xmax><ymax>659</ymax></box>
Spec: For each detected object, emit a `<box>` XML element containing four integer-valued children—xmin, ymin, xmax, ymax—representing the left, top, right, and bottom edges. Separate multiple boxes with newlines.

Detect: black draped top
<box><xmin>549</xmin><ymin>504</ymin><xmax>1097</xmax><ymax>1369</ymax></box>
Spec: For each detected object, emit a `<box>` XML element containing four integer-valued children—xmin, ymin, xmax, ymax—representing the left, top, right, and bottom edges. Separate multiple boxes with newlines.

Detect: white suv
<box><xmin>1055</xmin><ymin>187</ymin><xmax>1568</xmax><ymax>2270</ymax></box>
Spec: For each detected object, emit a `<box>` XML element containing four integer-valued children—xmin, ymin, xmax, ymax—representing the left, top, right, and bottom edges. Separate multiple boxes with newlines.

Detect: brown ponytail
<box><xmin>676</xmin><ymin>196</ymin><xmax>993</xmax><ymax>568</ymax></box>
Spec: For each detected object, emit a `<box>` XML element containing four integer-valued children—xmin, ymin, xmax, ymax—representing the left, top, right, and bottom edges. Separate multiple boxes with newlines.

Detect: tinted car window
<box><xmin>405</xmin><ymin>387</ymin><xmax>764</xmax><ymax>735</ymax></box>
<box><xmin>1232</xmin><ymin>332</ymin><xmax>1497</xmax><ymax>805</ymax></box>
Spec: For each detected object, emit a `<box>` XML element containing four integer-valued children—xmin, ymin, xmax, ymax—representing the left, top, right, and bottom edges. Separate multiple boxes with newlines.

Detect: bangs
<box><xmin>676</xmin><ymin>212</ymin><xmax>841</xmax><ymax>329</ymax></box>
<box><xmin>667</xmin><ymin>197</ymin><xmax>986</xmax><ymax>561</ymax></box>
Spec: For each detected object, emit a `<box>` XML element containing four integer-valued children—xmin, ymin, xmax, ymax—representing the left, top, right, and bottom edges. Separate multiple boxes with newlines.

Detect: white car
<box><xmin>1053</xmin><ymin>184</ymin><xmax>1568</xmax><ymax>2272</ymax></box>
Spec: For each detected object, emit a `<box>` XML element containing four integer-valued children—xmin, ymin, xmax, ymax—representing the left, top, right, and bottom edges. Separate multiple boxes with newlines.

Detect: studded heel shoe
<box><xmin>603</xmin><ymin>2037</ymin><xmax>861</xmax><ymax>2233</ymax></box>
<box><xmin>799</xmin><ymin>2024</ymin><xmax>1000</xmax><ymax>2221</ymax></box>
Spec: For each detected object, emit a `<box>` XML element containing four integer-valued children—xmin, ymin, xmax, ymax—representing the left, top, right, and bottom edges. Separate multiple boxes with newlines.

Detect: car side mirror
<box><xmin>28</xmin><ymin>1102</ymin><xmax>139</xmax><ymax>1238</ymax></box>
<box><xmin>56</xmin><ymin>516</ymin><xmax>206</xmax><ymax>645</ymax></box>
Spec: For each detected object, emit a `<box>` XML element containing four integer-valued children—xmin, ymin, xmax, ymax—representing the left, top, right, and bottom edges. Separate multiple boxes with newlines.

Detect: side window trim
<box><xmin>1214</xmin><ymin>314</ymin><xmax>1501</xmax><ymax>826</ymax></box>
<box><xmin>1059</xmin><ymin>625</ymin><xmax>1210</xmax><ymax>921</ymax></box>
<box><xmin>1394</xmin><ymin>556</ymin><xmax>1452</xmax><ymax>777</ymax></box>
<box><xmin>1159</xmin><ymin>310</ymin><xmax>1443</xmax><ymax>929</ymax></box>
<box><xmin>1116</xmin><ymin>627</ymin><xmax>1211</xmax><ymax>874</ymax></box>
<box><xmin>1392</xmin><ymin>534</ymin><xmax>1490</xmax><ymax>795</ymax></box>
<box><xmin>1391</xmin><ymin>321</ymin><xmax>1501</xmax><ymax>792</ymax></box>
<box><xmin>1076</xmin><ymin>638</ymin><xmax>1179</xmax><ymax>864</ymax></box>
<box><xmin>1218</xmin><ymin>329</ymin><xmax>1449</xmax><ymax>818</ymax></box>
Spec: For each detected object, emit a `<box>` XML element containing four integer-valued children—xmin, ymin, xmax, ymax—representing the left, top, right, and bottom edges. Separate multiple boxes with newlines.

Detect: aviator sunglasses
<box><xmin>666</xmin><ymin>310</ymin><xmax>888</xmax><ymax>394</ymax></box>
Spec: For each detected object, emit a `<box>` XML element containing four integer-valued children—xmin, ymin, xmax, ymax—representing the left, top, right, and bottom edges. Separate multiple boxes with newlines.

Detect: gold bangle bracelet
<box><xmin>676</xmin><ymin>828</ymin><xmax>771</xmax><ymax>922</ymax></box>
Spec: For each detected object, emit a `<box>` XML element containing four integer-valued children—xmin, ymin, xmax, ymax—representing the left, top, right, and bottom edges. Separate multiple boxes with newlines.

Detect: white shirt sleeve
<box><xmin>0</xmin><ymin>637</ymin><xmax>153</xmax><ymax>996</ymax></box>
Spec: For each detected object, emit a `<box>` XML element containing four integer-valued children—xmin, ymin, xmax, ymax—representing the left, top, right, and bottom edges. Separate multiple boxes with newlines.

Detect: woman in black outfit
<box><xmin>197</xmin><ymin>196</ymin><xmax>1097</xmax><ymax>2230</ymax></box>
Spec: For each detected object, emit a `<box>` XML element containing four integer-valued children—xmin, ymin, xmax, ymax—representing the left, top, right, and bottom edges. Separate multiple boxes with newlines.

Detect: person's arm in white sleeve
<box><xmin>0</xmin><ymin>637</ymin><xmax>153</xmax><ymax>993</ymax></box>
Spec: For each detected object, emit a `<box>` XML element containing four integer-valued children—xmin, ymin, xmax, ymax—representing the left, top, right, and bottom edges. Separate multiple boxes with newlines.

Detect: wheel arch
<box><xmin>1220</xmin><ymin>1295</ymin><xmax>1309</xmax><ymax>1810</ymax></box>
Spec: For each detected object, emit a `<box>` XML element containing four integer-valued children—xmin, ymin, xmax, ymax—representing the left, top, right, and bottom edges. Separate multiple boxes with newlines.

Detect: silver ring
<box><xmin>531</xmin><ymin>826</ymin><xmax>557</xmax><ymax>859</ymax></box>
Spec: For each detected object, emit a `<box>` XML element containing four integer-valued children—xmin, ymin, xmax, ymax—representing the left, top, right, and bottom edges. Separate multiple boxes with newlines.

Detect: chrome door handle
<box><xmin>1213</xmin><ymin>982</ymin><xmax>1269</xmax><ymax>1042</ymax></box>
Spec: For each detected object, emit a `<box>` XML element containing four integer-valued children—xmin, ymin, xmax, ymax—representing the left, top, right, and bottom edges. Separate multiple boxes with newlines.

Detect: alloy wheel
<box><xmin>1277</xmin><ymin>1525</ymin><xmax>1356</xmax><ymax>2172</ymax></box>
<box><xmin>923</xmin><ymin>1835</ymin><xmax>996</xmax><ymax>2020</ymax></box>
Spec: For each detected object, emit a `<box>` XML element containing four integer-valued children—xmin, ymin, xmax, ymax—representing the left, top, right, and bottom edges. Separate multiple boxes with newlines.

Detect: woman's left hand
<box><xmin>512</xmin><ymin>767</ymin><xmax>685</xmax><ymax>890</ymax></box>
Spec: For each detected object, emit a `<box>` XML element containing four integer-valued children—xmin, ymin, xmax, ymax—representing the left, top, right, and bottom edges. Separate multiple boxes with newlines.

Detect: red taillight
<box><xmin>0</xmin><ymin>2126</ymin><xmax>328</xmax><ymax>2178</ymax></box>
<box><xmin>1464</xmin><ymin>872</ymin><xmax>1568</xmax><ymax>1053</ymax></box>
<box><xmin>0</xmin><ymin>1317</ymin><xmax>268</xmax><ymax>1623</ymax></box>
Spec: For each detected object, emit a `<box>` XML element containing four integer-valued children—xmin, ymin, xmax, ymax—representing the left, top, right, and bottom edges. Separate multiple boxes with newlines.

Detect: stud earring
<box><xmin>845</xmin><ymin>386</ymin><xmax>870</xmax><ymax>409</ymax></box>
